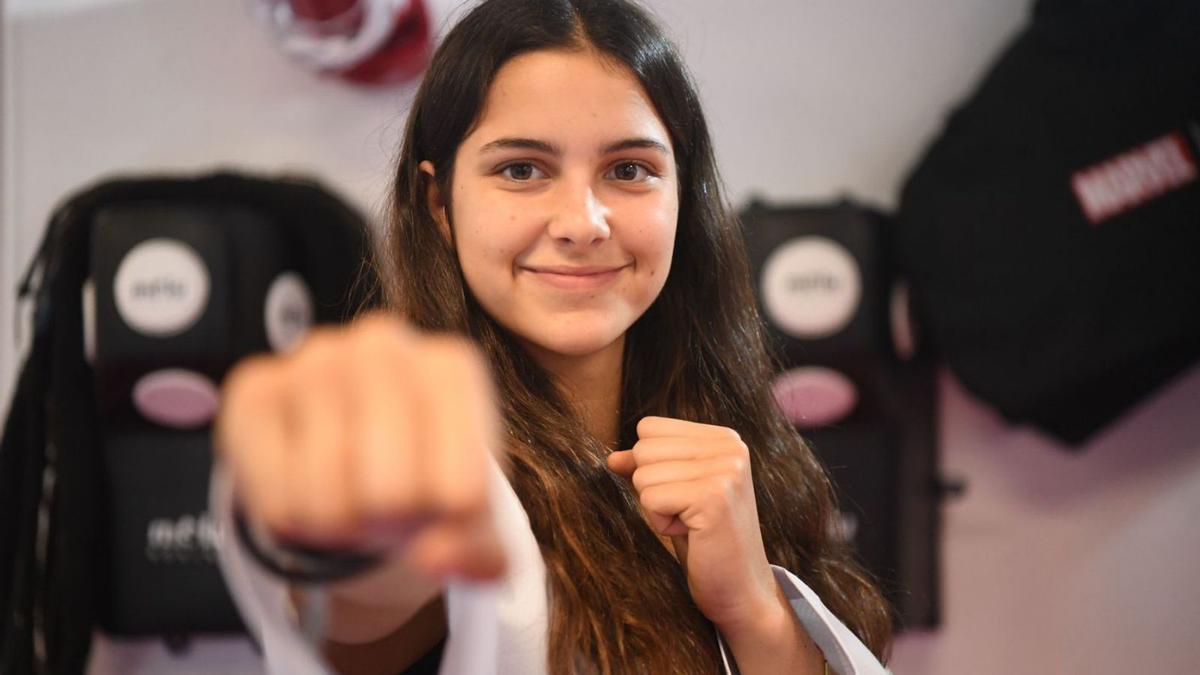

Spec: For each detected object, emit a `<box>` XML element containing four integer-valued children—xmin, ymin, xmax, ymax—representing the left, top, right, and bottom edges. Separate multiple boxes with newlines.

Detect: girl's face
<box><xmin>432</xmin><ymin>48</ymin><xmax>679</xmax><ymax>364</ymax></box>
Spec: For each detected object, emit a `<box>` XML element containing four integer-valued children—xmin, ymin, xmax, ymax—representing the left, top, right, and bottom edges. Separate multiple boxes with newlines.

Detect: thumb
<box><xmin>670</xmin><ymin>533</ymin><xmax>689</xmax><ymax>572</ymax></box>
<box><xmin>606</xmin><ymin>449</ymin><xmax>637</xmax><ymax>477</ymax></box>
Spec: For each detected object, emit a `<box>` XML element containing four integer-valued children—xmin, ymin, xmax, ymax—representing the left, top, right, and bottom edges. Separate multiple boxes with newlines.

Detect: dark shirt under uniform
<box><xmin>397</xmin><ymin>638</ymin><xmax>444</xmax><ymax>675</ymax></box>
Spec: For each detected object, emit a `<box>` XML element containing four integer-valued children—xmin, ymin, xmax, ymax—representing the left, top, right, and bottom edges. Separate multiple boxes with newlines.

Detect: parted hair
<box><xmin>377</xmin><ymin>0</ymin><xmax>893</xmax><ymax>672</ymax></box>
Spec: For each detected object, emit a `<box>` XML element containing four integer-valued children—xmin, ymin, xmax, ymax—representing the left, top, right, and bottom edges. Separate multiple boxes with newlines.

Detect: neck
<box><xmin>524</xmin><ymin>336</ymin><xmax>624</xmax><ymax>450</ymax></box>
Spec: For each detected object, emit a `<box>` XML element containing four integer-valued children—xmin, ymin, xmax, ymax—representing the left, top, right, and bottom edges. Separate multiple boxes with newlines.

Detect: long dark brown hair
<box><xmin>377</xmin><ymin>0</ymin><xmax>892</xmax><ymax>671</ymax></box>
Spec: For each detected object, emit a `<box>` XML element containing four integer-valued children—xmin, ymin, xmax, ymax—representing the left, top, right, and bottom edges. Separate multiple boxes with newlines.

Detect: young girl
<box><xmin>214</xmin><ymin>0</ymin><xmax>893</xmax><ymax>673</ymax></box>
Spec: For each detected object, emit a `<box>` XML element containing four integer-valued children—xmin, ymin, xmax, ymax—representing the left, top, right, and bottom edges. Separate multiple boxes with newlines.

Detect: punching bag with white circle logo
<box><xmin>63</xmin><ymin>174</ymin><xmax>376</xmax><ymax>647</ymax></box>
<box><xmin>742</xmin><ymin>198</ymin><xmax>940</xmax><ymax>629</ymax></box>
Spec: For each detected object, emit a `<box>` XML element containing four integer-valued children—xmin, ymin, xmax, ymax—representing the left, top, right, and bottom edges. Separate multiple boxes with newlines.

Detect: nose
<box><xmin>546</xmin><ymin>179</ymin><xmax>611</xmax><ymax>247</ymax></box>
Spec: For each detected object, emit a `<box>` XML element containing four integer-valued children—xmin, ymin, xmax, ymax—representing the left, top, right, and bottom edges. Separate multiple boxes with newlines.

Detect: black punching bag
<box><xmin>896</xmin><ymin>0</ymin><xmax>1200</xmax><ymax>445</ymax></box>
<box><xmin>0</xmin><ymin>172</ymin><xmax>377</xmax><ymax>674</ymax></box>
<box><xmin>742</xmin><ymin>199</ymin><xmax>941</xmax><ymax>629</ymax></box>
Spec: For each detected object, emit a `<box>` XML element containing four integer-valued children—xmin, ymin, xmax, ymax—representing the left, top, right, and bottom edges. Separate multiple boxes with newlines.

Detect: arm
<box><xmin>212</xmin><ymin>315</ymin><xmax>507</xmax><ymax>674</ymax></box>
<box><xmin>316</xmin><ymin>550</ymin><xmax>442</xmax><ymax>644</ymax></box>
<box><xmin>318</xmin><ymin>594</ymin><xmax>446</xmax><ymax>675</ymax></box>
<box><xmin>213</xmin><ymin>454</ymin><xmax>518</xmax><ymax>675</ymax></box>
<box><xmin>716</xmin><ymin>581</ymin><xmax>825</xmax><ymax>674</ymax></box>
<box><xmin>215</xmin><ymin>462</ymin><xmax>445</xmax><ymax>674</ymax></box>
<box><xmin>607</xmin><ymin>417</ymin><xmax>826</xmax><ymax>674</ymax></box>
<box><xmin>763</xmin><ymin>564</ymin><xmax>890</xmax><ymax>675</ymax></box>
<box><xmin>607</xmin><ymin>417</ymin><xmax>887</xmax><ymax>675</ymax></box>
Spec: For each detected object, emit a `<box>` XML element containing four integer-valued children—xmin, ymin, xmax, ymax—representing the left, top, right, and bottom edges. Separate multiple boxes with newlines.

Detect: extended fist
<box><xmin>215</xmin><ymin>312</ymin><xmax>506</xmax><ymax>581</ymax></box>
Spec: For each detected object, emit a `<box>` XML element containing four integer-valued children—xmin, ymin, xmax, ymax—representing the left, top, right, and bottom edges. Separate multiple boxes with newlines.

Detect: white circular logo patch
<box><xmin>114</xmin><ymin>239</ymin><xmax>210</xmax><ymax>337</ymax></box>
<box><xmin>264</xmin><ymin>272</ymin><xmax>315</xmax><ymax>352</ymax></box>
<box><xmin>760</xmin><ymin>237</ymin><xmax>861</xmax><ymax>339</ymax></box>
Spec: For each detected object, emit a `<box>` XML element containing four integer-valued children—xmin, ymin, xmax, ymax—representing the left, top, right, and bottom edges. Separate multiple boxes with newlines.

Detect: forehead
<box><xmin>463</xmin><ymin>48</ymin><xmax>673</xmax><ymax>152</ymax></box>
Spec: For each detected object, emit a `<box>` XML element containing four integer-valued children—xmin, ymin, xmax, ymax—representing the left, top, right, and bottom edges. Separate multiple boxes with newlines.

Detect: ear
<box><xmin>419</xmin><ymin>160</ymin><xmax>451</xmax><ymax>240</ymax></box>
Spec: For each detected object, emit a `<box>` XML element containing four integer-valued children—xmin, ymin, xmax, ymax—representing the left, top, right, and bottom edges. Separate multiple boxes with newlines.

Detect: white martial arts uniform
<box><xmin>211</xmin><ymin>459</ymin><xmax>888</xmax><ymax>675</ymax></box>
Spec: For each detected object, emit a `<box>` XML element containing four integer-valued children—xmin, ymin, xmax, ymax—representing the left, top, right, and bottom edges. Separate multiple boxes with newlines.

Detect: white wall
<box><xmin>4</xmin><ymin>1</ymin><xmax>1200</xmax><ymax>674</ymax></box>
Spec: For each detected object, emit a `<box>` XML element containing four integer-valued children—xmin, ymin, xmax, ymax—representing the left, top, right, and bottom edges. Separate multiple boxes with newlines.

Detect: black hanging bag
<box><xmin>1</xmin><ymin>172</ymin><xmax>378</xmax><ymax>673</ymax></box>
<box><xmin>896</xmin><ymin>0</ymin><xmax>1200</xmax><ymax>445</ymax></box>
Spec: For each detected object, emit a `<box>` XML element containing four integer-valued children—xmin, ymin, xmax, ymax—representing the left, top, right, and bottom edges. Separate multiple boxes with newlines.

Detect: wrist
<box><xmin>234</xmin><ymin>503</ymin><xmax>381</xmax><ymax>583</ymax></box>
<box><xmin>717</xmin><ymin>582</ymin><xmax>825</xmax><ymax>675</ymax></box>
<box><xmin>714</xmin><ymin>583</ymin><xmax>794</xmax><ymax>647</ymax></box>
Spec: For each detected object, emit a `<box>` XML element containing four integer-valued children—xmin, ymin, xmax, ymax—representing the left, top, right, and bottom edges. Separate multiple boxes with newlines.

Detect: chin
<box><xmin>515</xmin><ymin>316</ymin><xmax>630</xmax><ymax>361</ymax></box>
<box><xmin>530</xmin><ymin>330</ymin><xmax>622</xmax><ymax>358</ymax></box>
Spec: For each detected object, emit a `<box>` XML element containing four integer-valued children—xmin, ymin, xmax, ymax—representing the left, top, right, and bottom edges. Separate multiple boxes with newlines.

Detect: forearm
<box><xmin>285</xmin><ymin>575</ymin><xmax>445</xmax><ymax>675</ymax></box>
<box><xmin>320</xmin><ymin>596</ymin><xmax>447</xmax><ymax>675</ymax></box>
<box><xmin>718</xmin><ymin>583</ymin><xmax>826</xmax><ymax>675</ymax></box>
<box><xmin>288</xmin><ymin>552</ymin><xmax>441</xmax><ymax>644</ymax></box>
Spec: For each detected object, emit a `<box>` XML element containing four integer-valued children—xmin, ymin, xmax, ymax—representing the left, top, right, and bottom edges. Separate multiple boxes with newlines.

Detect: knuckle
<box><xmin>709</xmin><ymin>475</ymin><xmax>738</xmax><ymax>503</ymax></box>
<box><xmin>216</xmin><ymin>360</ymin><xmax>281</xmax><ymax>454</ymax></box>
<box><xmin>730</xmin><ymin>436</ymin><xmax>750</xmax><ymax>457</ymax></box>
<box><xmin>292</xmin><ymin>335</ymin><xmax>347</xmax><ymax>379</ymax></box>
<box><xmin>639</xmin><ymin>486</ymin><xmax>669</xmax><ymax>514</ymax></box>
<box><xmin>295</xmin><ymin>327</ymin><xmax>341</xmax><ymax>358</ymax></box>
<box><xmin>354</xmin><ymin>310</ymin><xmax>404</xmax><ymax>335</ymax></box>
<box><xmin>635</xmin><ymin>416</ymin><xmax>655</xmax><ymax>437</ymax></box>
<box><xmin>431</xmin><ymin>339</ymin><xmax>497</xmax><ymax>418</ymax></box>
<box><xmin>440</xmin><ymin>481</ymin><xmax>488</xmax><ymax>517</ymax></box>
<box><xmin>430</xmin><ymin>335</ymin><xmax>488</xmax><ymax>378</ymax></box>
<box><xmin>639</xmin><ymin>489</ymin><xmax>657</xmax><ymax>511</ymax></box>
<box><xmin>422</xmin><ymin>334</ymin><xmax>466</xmax><ymax>366</ymax></box>
<box><xmin>352</xmin><ymin>317</ymin><xmax>405</xmax><ymax>356</ymax></box>
<box><xmin>350</xmin><ymin>321</ymin><xmax>398</xmax><ymax>357</ymax></box>
<box><xmin>222</xmin><ymin>355</ymin><xmax>277</xmax><ymax>401</ymax></box>
<box><xmin>726</xmin><ymin>455</ymin><xmax>748</xmax><ymax>476</ymax></box>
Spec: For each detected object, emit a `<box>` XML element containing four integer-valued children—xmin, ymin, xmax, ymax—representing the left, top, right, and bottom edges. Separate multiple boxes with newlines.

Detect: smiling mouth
<box><xmin>521</xmin><ymin>263</ymin><xmax>631</xmax><ymax>290</ymax></box>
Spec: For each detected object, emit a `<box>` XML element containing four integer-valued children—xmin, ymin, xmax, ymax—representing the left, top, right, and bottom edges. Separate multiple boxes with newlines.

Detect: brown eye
<box><xmin>608</xmin><ymin>161</ymin><xmax>655</xmax><ymax>183</ymax></box>
<box><xmin>501</xmin><ymin>162</ymin><xmax>541</xmax><ymax>181</ymax></box>
<box><xmin>613</xmin><ymin>162</ymin><xmax>643</xmax><ymax>181</ymax></box>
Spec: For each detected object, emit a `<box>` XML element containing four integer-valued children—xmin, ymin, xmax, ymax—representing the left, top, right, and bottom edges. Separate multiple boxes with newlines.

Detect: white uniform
<box><xmin>211</xmin><ymin>460</ymin><xmax>888</xmax><ymax>675</ymax></box>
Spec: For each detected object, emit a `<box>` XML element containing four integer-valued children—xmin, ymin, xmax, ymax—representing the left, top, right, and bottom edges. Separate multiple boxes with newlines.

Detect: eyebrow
<box><xmin>601</xmin><ymin>138</ymin><xmax>671</xmax><ymax>155</ymax></box>
<box><xmin>477</xmin><ymin>137</ymin><xmax>670</xmax><ymax>157</ymax></box>
<box><xmin>478</xmin><ymin>137</ymin><xmax>561</xmax><ymax>155</ymax></box>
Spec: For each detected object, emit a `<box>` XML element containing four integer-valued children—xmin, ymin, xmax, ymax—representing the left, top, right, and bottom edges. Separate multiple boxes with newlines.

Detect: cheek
<box><xmin>633</xmin><ymin>199</ymin><xmax>678</xmax><ymax>279</ymax></box>
<box><xmin>450</xmin><ymin>196</ymin><xmax>541</xmax><ymax>299</ymax></box>
<box><xmin>453</xmin><ymin>193</ymin><xmax>515</xmax><ymax>262</ymax></box>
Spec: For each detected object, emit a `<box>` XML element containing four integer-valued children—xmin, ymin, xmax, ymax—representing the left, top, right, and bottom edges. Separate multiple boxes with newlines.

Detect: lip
<box><xmin>521</xmin><ymin>263</ymin><xmax>630</xmax><ymax>291</ymax></box>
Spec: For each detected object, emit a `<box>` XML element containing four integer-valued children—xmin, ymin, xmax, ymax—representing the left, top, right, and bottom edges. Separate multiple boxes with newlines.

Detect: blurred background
<box><xmin>2</xmin><ymin>1</ymin><xmax>1199</xmax><ymax>674</ymax></box>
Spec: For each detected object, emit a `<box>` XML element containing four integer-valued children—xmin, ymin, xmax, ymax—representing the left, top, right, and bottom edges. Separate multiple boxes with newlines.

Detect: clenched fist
<box><xmin>607</xmin><ymin>417</ymin><xmax>779</xmax><ymax>630</ymax></box>
<box><xmin>215</xmin><ymin>311</ymin><xmax>506</xmax><ymax>582</ymax></box>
